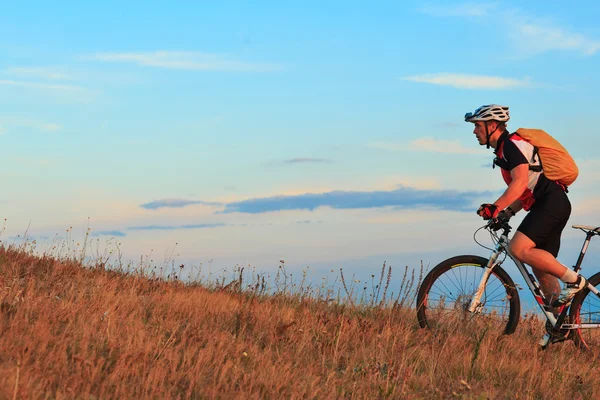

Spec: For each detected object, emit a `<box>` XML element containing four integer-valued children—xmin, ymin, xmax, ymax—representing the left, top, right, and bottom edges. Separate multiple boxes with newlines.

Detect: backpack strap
<box><xmin>492</xmin><ymin>157</ymin><xmax>509</xmax><ymax>170</ymax></box>
<box><xmin>506</xmin><ymin>131</ymin><xmax>543</xmax><ymax>172</ymax></box>
<box><xmin>492</xmin><ymin>131</ymin><xmax>513</xmax><ymax>170</ymax></box>
<box><xmin>493</xmin><ymin>132</ymin><xmax>526</xmax><ymax>170</ymax></box>
<box><xmin>529</xmin><ymin>146</ymin><xmax>543</xmax><ymax>172</ymax></box>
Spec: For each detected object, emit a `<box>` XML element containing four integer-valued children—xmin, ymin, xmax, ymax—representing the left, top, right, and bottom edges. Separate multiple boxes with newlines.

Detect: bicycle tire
<box><xmin>569</xmin><ymin>271</ymin><xmax>600</xmax><ymax>351</ymax></box>
<box><xmin>416</xmin><ymin>255</ymin><xmax>521</xmax><ymax>335</ymax></box>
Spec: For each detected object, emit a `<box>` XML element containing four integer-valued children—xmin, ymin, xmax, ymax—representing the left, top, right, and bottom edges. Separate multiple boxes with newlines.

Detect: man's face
<box><xmin>472</xmin><ymin>121</ymin><xmax>497</xmax><ymax>145</ymax></box>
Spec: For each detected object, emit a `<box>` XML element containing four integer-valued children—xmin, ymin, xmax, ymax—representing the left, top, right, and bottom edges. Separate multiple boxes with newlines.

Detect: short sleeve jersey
<box><xmin>495</xmin><ymin>130</ymin><xmax>565</xmax><ymax>211</ymax></box>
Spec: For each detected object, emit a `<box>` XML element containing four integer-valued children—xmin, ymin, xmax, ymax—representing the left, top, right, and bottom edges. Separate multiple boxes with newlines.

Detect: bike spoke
<box><xmin>570</xmin><ymin>275</ymin><xmax>600</xmax><ymax>350</ymax></box>
<box><xmin>448</xmin><ymin>267</ymin><xmax>467</xmax><ymax>294</ymax></box>
<box><xmin>418</xmin><ymin>259</ymin><xmax>518</xmax><ymax>336</ymax></box>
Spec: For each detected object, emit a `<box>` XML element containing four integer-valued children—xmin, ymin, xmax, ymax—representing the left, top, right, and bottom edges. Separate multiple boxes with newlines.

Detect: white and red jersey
<box><xmin>494</xmin><ymin>130</ymin><xmax>565</xmax><ymax>211</ymax></box>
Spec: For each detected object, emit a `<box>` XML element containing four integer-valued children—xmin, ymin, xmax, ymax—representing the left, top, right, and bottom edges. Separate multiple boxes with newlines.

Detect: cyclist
<box><xmin>464</xmin><ymin>104</ymin><xmax>585</xmax><ymax>310</ymax></box>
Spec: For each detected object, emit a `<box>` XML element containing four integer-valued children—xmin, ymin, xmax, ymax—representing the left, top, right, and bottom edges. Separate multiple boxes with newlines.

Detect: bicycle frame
<box><xmin>467</xmin><ymin>223</ymin><xmax>600</xmax><ymax>330</ymax></box>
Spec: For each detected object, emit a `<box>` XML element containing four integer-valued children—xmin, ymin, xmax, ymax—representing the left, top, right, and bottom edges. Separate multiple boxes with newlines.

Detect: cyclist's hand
<box><xmin>488</xmin><ymin>209</ymin><xmax>511</xmax><ymax>231</ymax></box>
<box><xmin>477</xmin><ymin>203</ymin><xmax>498</xmax><ymax>220</ymax></box>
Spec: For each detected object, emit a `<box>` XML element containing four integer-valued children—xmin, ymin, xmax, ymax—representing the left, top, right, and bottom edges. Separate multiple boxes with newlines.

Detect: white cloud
<box><xmin>0</xmin><ymin>79</ymin><xmax>83</xmax><ymax>92</ymax></box>
<box><xmin>421</xmin><ymin>3</ymin><xmax>600</xmax><ymax>56</ymax></box>
<box><xmin>87</xmin><ymin>51</ymin><xmax>283</xmax><ymax>72</ymax></box>
<box><xmin>512</xmin><ymin>20</ymin><xmax>600</xmax><ymax>56</ymax></box>
<box><xmin>403</xmin><ymin>73</ymin><xmax>531</xmax><ymax>89</ymax></box>
<box><xmin>5</xmin><ymin>67</ymin><xmax>73</xmax><ymax>81</ymax></box>
<box><xmin>0</xmin><ymin>116</ymin><xmax>62</xmax><ymax>133</ymax></box>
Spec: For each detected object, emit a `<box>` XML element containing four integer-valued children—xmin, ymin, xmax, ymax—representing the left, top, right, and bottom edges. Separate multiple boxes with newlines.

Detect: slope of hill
<box><xmin>0</xmin><ymin>246</ymin><xmax>597</xmax><ymax>399</ymax></box>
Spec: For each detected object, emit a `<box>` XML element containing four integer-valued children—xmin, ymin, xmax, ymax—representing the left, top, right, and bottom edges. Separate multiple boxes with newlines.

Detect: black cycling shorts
<box><xmin>517</xmin><ymin>190</ymin><xmax>571</xmax><ymax>257</ymax></box>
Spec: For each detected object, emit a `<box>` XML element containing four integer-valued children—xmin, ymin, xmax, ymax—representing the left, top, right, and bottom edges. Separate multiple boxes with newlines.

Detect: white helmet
<box><xmin>465</xmin><ymin>104</ymin><xmax>510</xmax><ymax>122</ymax></box>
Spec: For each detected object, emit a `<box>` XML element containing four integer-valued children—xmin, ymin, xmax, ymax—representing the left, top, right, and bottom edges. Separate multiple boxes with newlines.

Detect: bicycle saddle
<box><xmin>572</xmin><ymin>225</ymin><xmax>600</xmax><ymax>234</ymax></box>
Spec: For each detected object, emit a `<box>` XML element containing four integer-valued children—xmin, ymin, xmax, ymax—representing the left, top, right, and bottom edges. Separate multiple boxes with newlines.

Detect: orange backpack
<box><xmin>514</xmin><ymin>128</ymin><xmax>579</xmax><ymax>187</ymax></box>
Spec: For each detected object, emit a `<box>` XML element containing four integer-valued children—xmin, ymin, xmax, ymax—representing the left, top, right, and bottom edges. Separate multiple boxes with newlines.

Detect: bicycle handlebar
<box><xmin>485</xmin><ymin>214</ymin><xmax>512</xmax><ymax>234</ymax></box>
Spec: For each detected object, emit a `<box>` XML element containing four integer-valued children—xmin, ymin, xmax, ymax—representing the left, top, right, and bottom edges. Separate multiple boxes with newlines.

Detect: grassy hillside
<box><xmin>0</xmin><ymin>246</ymin><xmax>598</xmax><ymax>399</ymax></box>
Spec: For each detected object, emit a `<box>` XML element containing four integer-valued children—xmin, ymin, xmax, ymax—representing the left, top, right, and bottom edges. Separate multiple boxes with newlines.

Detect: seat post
<box><xmin>573</xmin><ymin>231</ymin><xmax>595</xmax><ymax>273</ymax></box>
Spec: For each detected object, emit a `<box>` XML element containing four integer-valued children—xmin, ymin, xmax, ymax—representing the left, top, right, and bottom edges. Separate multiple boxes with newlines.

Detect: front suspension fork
<box><xmin>468</xmin><ymin>248</ymin><xmax>502</xmax><ymax>313</ymax></box>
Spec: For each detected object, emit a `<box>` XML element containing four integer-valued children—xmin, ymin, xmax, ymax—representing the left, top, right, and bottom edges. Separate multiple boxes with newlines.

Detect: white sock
<box><xmin>560</xmin><ymin>268</ymin><xmax>578</xmax><ymax>284</ymax></box>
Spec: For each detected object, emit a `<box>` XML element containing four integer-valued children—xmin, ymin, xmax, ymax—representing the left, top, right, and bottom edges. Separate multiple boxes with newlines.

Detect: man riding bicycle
<box><xmin>465</xmin><ymin>104</ymin><xmax>584</xmax><ymax>310</ymax></box>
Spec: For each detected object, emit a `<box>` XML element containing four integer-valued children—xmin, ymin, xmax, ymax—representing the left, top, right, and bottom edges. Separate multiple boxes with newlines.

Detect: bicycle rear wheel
<box><xmin>569</xmin><ymin>272</ymin><xmax>600</xmax><ymax>351</ymax></box>
<box><xmin>416</xmin><ymin>255</ymin><xmax>520</xmax><ymax>335</ymax></box>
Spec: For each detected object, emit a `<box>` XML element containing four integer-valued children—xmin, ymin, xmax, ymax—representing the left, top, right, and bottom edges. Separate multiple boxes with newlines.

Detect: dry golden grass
<box><xmin>1</xmin><ymin>246</ymin><xmax>599</xmax><ymax>399</ymax></box>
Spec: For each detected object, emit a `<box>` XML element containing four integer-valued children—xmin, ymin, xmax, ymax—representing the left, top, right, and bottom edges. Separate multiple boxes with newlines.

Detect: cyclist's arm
<box><xmin>494</xmin><ymin>164</ymin><xmax>529</xmax><ymax>212</ymax></box>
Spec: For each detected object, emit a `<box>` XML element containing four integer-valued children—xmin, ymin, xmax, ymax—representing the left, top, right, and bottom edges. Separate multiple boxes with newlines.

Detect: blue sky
<box><xmin>1</xmin><ymin>1</ymin><xmax>600</xmax><ymax>284</ymax></box>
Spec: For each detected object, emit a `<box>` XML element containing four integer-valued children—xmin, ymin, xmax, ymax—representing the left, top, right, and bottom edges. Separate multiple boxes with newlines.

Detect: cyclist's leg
<box><xmin>532</xmin><ymin>269</ymin><xmax>561</xmax><ymax>312</ymax></box>
<box><xmin>536</xmin><ymin>232</ymin><xmax>566</xmax><ymax>310</ymax></box>
<box><xmin>509</xmin><ymin>191</ymin><xmax>572</xmax><ymax>301</ymax></box>
<box><xmin>510</xmin><ymin>232</ymin><xmax>562</xmax><ymax>304</ymax></box>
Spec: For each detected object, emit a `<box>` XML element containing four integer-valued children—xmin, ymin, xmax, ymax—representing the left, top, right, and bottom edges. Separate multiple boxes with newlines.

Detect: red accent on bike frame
<box><xmin>535</xmin><ymin>295</ymin><xmax>544</xmax><ymax>305</ymax></box>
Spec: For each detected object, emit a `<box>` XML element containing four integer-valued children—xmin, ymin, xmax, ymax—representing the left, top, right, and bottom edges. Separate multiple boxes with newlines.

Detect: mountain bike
<box><xmin>416</xmin><ymin>216</ymin><xmax>600</xmax><ymax>350</ymax></box>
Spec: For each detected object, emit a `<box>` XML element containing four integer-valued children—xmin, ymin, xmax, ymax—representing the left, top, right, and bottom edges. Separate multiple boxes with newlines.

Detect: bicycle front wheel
<box><xmin>416</xmin><ymin>255</ymin><xmax>520</xmax><ymax>335</ymax></box>
<box><xmin>569</xmin><ymin>272</ymin><xmax>600</xmax><ymax>351</ymax></box>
